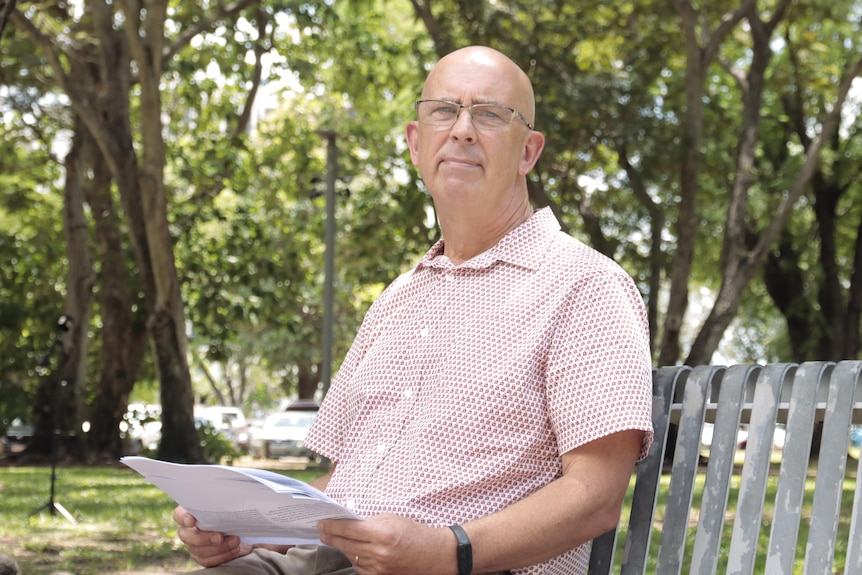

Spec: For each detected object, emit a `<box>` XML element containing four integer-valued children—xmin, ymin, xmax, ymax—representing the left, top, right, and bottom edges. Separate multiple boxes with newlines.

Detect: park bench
<box><xmin>588</xmin><ymin>361</ymin><xmax>862</xmax><ymax>574</ymax></box>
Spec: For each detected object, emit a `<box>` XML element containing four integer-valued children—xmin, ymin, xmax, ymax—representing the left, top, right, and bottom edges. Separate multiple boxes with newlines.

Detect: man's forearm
<box><xmin>310</xmin><ymin>463</ymin><xmax>335</xmax><ymax>492</ymax></box>
<box><xmin>463</xmin><ymin>429</ymin><xmax>642</xmax><ymax>573</ymax></box>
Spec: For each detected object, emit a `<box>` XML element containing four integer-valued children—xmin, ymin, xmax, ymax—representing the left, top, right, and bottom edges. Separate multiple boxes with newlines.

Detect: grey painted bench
<box><xmin>589</xmin><ymin>361</ymin><xmax>862</xmax><ymax>574</ymax></box>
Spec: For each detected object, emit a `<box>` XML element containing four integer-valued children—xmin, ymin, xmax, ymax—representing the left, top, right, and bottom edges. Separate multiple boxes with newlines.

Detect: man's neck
<box><xmin>438</xmin><ymin>203</ymin><xmax>533</xmax><ymax>266</ymax></box>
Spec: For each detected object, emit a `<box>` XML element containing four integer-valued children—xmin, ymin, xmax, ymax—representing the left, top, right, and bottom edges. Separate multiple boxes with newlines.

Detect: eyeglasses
<box><xmin>415</xmin><ymin>99</ymin><xmax>533</xmax><ymax>131</ymax></box>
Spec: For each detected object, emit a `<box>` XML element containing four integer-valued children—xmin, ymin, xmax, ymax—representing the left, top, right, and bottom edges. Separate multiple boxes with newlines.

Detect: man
<box><xmin>175</xmin><ymin>45</ymin><xmax>653</xmax><ymax>575</ymax></box>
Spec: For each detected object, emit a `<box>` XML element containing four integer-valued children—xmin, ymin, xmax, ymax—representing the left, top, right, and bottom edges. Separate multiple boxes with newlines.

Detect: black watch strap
<box><xmin>448</xmin><ymin>524</ymin><xmax>473</xmax><ymax>575</ymax></box>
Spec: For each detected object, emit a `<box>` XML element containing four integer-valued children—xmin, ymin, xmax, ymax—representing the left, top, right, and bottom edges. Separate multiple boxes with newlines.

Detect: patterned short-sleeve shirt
<box><xmin>305</xmin><ymin>207</ymin><xmax>653</xmax><ymax>575</ymax></box>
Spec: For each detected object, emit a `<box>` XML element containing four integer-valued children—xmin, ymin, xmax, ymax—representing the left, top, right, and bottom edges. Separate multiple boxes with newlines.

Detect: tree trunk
<box><xmin>846</xmin><ymin>211</ymin><xmax>862</xmax><ymax>358</ymax></box>
<box><xmin>0</xmin><ymin>0</ymin><xmax>17</xmax><ymax>41</ymax></box>
<box><xmin>762</xmin><ymin>233</ymin><xmax>818</xmax><ymax>362</ymax></box>
<box><xmin>86</xmin><ymin>136</ymin><xmax>147</xmax><ymax>458</ymax></box>
<box><xmin>63</xmin><ymin>116</ymin><xmax>96</xmax><ymax>457</ymax></box>
<box><xmin>617</xmin><ymin>145</ymin><xmax>664</xmax><ymax>354</ymax></box>
<box><xmin>124</xmin><ymin>0</ymin><xmax>202</xmax><ymax>462</ymax></box>
<box><xmin>297</xmin><ymin>362</ymin><xmax>319</xmax><ymax>400</ymax></box>
<box><xmin>27</xmin><ymin>120</ymin><xmax>95</xmax><ymax>459</ymax></box>
<box><xmin>12</xmin><ymin>0</ymin><xmax>261</xmax><ymax>463</ymax></box>
<box><xmin>658</xmin><ymin>1</ymin><xmax>755</xmax><ymax>366</ymax></box>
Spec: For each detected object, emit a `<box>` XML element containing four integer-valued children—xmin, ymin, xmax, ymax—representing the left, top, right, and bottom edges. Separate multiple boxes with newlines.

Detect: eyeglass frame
<box><xmin>414</xmin><ymin>99</ymin><xmax>534</xmax><ymax>131</ymax></box>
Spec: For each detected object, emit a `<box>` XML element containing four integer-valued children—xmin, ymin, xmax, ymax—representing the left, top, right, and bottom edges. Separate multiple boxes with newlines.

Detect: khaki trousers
<box><xmin>185</xmin><ymin>546</ymin><xmax>354</xmax><ymax>575</ymax></box>
<box><xmin>184</xmin><ymin>544</ymin><xmax>512</xmax><ymax>575</ymax></box>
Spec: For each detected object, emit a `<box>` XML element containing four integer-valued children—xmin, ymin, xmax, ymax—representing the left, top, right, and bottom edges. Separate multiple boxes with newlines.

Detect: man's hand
<box><xmin>173</xmin><ymin>505</ymin><xmax>253</xmax><ymax>567</ymax></box>
<box><xmin>318</xmin><ymin>514</ymin><xmax>456</xmax><ymax>575</ymax></box>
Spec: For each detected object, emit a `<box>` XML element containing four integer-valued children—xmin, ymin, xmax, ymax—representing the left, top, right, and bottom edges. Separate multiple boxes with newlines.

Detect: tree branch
<box><xmin>233</xmin><ymin>5</ymin><xmax>267</xmax><ymax>139</ymax></box>
<box><xmin>162</xmin><ymin>0</ymin><xmax>260</xmax><ymax>65</ymax></box>
<box><xmin>752</xmin><ymin>52</ymin><xmax>862</xmax><ymax>265</ymax></box>
<box><xmin>0</xmin><ymin>0</ymin><xmax>17</xmax><ymax>42</ymax></box>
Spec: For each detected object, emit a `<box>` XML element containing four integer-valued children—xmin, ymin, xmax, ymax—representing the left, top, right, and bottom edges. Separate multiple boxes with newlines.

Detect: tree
<box><xmin>403</xmin><ymin>0</ymin><xmax>862</xmax><ymax>365</ymax></box>
<box><xmin>680</xmin><ymin>0</ymin><xmax>862</xmax><ymax>365</ymax></box>
<box><xmin>755</xmin><ymin>4</ymin><xmax>862</xmax><ymax>361</ymax></box>
<box><xmin>5</xmin><ymin>0</ymin><xmax>862</xmax><ymax>457</ymax></box>
<box><xmin>176</xmin><ymin>0</ymin><xmax>436</xmax><ymax>405</ymax></box>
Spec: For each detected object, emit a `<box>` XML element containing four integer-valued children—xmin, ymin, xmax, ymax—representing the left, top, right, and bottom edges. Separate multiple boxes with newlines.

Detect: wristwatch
<box><xmin>448</xmin><ymin>524</ymin><xmax>473</xmax><ymax>575</ymax></box>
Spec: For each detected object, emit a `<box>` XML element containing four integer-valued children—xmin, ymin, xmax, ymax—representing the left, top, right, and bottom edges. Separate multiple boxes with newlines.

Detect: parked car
<box><xmin>283</xmin><ymin>398</ymin><xmax>321</xmax><ymax>412</ymax></box>
<box><xmin>850</xmin><ymin>425</ymin><xmax>861</xmax><ymax>461</ymax></box>
<box><xmin>699</xmin><ymin>422</ymin><xmax>786</xmax><ymax>465</ymax></box>
<box><xmin>2</xmin><ymin>418</ymin><xmax>34</xmax><ymax>455</ymax></box>
<box><xmin>249</xmin><ymin>410</ymin><xmax>319</xmax><ymax>461</ymax></box>
<box><xmin>198</xmin><ymin>406</ymin><xmax>250</xmax><ymax>453</ymax></box>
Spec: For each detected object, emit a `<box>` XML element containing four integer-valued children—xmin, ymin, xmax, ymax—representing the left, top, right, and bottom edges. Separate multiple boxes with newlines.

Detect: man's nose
<box><xmin>450</xmin><ymin>107</ymin><xmax>476</xmax><ymax>139</ymax></box>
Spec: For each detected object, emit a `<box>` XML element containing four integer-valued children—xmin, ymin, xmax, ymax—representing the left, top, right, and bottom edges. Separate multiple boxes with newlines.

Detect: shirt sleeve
<box><xmin>546</xmin><ymin>264</ymin><xmax>654</xmax><ymax>460</ymax></box>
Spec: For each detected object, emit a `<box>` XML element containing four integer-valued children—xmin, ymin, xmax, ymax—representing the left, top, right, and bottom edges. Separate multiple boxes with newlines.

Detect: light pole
<box><xmin>317</xmin><ymin>130</ymin><xmax>337</xmax><ymax>397</ymax></box>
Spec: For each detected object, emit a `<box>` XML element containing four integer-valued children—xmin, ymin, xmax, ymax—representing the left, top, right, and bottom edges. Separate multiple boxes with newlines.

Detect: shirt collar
<box><xmin>419</xmin><ymin>207</ymin><xmax>560</xmax><ymax>271</ymax></box>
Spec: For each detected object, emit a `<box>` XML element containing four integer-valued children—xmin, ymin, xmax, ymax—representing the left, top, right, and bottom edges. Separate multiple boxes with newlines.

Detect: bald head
<box><xmin>421</xmin><ymin>46</ymin><xmax>536</xmax><ymax>127</ymax></box>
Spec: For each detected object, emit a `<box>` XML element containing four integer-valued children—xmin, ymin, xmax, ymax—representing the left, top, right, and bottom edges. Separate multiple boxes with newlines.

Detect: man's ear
<box><xmin>518</xmin><ymin>130</ymin><xmax>545</xmax><ymax>176</ymax></box>
<box><xmin>406</xmin><ymin>121</ymin><xmax>420</xmax><ymax>166</ymax></box>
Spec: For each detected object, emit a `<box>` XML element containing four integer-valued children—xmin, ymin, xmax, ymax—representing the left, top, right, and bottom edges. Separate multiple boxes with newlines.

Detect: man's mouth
<box><xmin>441</xmin><ymin>157</ymin><xmax>479</xmax><ymax>168</ymax></box>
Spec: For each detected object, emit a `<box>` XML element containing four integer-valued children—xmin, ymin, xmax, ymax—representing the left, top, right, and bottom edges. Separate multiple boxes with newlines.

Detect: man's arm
<box><xmin>466</xmin><ymin>428</ymin><xmax>642</xmax><ymax>571</ymax></box>
<box><xmin>310</xmin><ymin>463</ymin><xmax>335</xmax><ymax>491</ymax></box>
<box><xmin>317</xmin><ymin>429</ymin><xmax>643</xmax><ymax>575</ymax></box>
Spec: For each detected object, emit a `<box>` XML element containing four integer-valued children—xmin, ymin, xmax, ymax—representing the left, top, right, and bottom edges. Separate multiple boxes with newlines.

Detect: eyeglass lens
<box><xmin>416</xmin><ymin>100</ymin><xmax>523</xmax><ymax>131</ymax></box>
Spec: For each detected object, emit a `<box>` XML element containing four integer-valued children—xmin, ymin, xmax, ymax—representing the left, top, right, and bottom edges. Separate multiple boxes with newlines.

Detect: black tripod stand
<box><xmin>29</xmin><ymin>315</ymin><xmax>77</xmax><ymax>524</ymax></box>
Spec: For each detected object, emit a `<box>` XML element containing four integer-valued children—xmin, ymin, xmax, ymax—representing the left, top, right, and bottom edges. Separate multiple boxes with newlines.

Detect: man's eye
<box><xmin>432</xmin><ymin>105</ymin><xmax>458</xmax><ymax>115</ymax></box>
<box><xmin>475</xmin><ymin>106</ymin><xmax>504</xmax><ymax>120</ymax></box>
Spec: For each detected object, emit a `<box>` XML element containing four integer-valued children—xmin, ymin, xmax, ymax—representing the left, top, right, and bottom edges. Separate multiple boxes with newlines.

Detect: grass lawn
<box><xmin>0</xmin><ymin>461</ymin><xmax>326</xmax><ymax>575</ymax></box>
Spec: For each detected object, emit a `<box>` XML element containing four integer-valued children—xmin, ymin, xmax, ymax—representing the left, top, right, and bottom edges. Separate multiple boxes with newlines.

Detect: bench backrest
<box><xmin>588</xmin><ymin>361</ymin><xmax>862</xmax><ymax>575</ymax></box>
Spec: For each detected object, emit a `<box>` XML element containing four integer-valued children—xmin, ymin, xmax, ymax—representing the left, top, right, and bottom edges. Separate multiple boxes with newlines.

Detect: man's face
<box><xmin>406</xmin><ymin>50</ymin><xmax>539</xmax><ymax>213</ymax></box>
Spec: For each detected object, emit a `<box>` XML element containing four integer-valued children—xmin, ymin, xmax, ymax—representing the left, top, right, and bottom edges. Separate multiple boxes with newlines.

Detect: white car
<box><xmin>249</xmin><ymin>411</ymin><xmax>317</xmax><ymax>460</ymax></box>
<box><xmin>699</xmin><ymin>422</ymin><xmax>787</xmax><ymax>464</ymax></box>
<box><xmin>198</xmin><ymin>406</ymin><xmax>250</xmax><ymax>453</ymax></box>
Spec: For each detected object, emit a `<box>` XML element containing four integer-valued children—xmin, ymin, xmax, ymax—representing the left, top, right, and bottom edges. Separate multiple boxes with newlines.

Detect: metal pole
<box><xmin>318</xmin><ymin>130</ymin><xmax>337</xmax><ymax>397</ymax></box>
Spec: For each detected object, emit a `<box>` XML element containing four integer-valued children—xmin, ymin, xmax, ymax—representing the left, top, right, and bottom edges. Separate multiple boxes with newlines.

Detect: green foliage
<box><xmin>165</xmin><ymin>0</ymin><xmax>436</xmax><ymax>404</ymax></box>
<box><xmin>5</xmin><ymin>0</ymin><xmax>862</xmax><ymax>443</ymax></box>
<box><xmin>195</xmin><ymin>419</ymin><xmax>240</xmax><ymax>463</ymax></box>
<box><xmin>0</xmin><ymin>94</ymin><xmax>69</xmax><ymax>428</ymax></box>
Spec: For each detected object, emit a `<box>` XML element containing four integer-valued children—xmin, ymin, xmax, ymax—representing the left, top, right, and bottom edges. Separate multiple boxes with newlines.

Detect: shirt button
<box><xmin>420</xmin><ymin>327</ymin><xmax>429</xmax><ymax>337</ymax></box>
<box><xmin>403</xmin><ymin>388</ymin><xmax>414</xmax><ymax>398</ymax></box>
<box><xmin>345</xmin><ymin>498</ymin><xmax>357</xmax><ymax>511</ymax></box>
<box><xmin>445</xmin><ymin>274</ymin><xmax>455</xmax><ymax>282</ymax></box>
<box><xmin>376</xmin><ymin>444</ymin><xmax>387</xmax><ymax>454</ymax></box>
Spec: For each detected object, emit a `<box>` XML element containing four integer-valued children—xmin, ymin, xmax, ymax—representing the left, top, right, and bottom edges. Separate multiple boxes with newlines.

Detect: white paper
<box><xmin>121</xmin><ymin>456</ymin><xmax>361</xmax><ymax>544</ymax></box>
